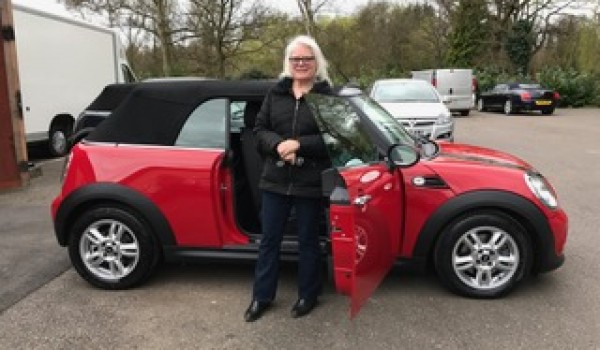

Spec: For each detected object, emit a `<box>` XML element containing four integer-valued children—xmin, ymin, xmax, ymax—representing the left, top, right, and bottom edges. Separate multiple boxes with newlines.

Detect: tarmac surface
<box><xmin>0</xmin><ymin>157</ymin><xmax>70</xmax><ymax>313</ymax></box>
<box><xmin>1</xmin><ymin>108</ymin><xmax>599</xmax><ymax>349</ymax></box>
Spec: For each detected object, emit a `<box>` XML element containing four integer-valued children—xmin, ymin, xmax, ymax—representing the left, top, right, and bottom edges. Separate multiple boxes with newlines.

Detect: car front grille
<box><xmin>400</xmin><ymin>119</ymin><xmax>435</xmax><ymax>127</ymax></box>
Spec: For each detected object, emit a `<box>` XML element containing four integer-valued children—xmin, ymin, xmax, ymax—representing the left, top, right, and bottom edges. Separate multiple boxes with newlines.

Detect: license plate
<box><xmin>535</xmin><ymin>100</ymin><xmax>552</xmax><ymax>106</ymax></box>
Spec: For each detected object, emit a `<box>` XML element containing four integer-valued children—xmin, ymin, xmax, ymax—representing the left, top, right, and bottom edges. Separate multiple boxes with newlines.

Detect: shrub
<box><xmin>537</xmin><ymin>68</ymin><xmax>600</xmax><ymax>107</ymax></box>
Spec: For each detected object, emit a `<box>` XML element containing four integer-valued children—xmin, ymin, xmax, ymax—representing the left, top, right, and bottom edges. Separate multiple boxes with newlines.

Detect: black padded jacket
<box><xmin>254</xmin><ymin>77</ymin><xmax>332</xmax><ymax>198</ymax></box>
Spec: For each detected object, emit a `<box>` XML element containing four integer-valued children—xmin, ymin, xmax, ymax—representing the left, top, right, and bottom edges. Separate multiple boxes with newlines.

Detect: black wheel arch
<box><xmin>54</xmin><ymin>183</ymin><xmax>176</xmax><ymax>248</ymax></box>
<box><xmin>412</xmin><ymin>190</ymin><xmax>562</xmax><ymax>274</ymax></box>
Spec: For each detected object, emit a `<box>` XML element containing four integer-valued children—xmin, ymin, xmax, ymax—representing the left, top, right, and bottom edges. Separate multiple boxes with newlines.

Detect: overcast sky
<box><xmin>13</xmin><ymin>0</ymin><xmax>597</xmax><ymax>20</ymax></box>
<box><xmin>265</xmin><ymin>0</ymin><xmax>392</xmax><ymax>15</ymax></box>
<box><xmin>13</xmin><ymin>0</ymin><xmax>71</xmax><ymax>15</ymax></box>
<box><xmin>13</xmin><ymin>0</ymin><xmax>407</xmax><ymax>16</ymax></box>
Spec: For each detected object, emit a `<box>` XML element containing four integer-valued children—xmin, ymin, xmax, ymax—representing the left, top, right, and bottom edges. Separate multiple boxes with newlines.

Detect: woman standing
<box><xmin>244</xmin><ymin>35</ymin><xmax>332</xmax><ymax>322</ymax></box>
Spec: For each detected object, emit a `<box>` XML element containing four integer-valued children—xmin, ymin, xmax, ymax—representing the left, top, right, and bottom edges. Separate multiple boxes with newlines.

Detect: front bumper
<box><xmin>538</xmin><ymin>207</ymin><xmax>568</xmax><ymax>273</ymax></box>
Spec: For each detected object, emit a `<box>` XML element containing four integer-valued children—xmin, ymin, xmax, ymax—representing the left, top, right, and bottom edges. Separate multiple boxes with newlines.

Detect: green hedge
<box><xmin>536</xmin><ymin>68</ymin><xmax>600</xmax><ymax>107</ymax></box>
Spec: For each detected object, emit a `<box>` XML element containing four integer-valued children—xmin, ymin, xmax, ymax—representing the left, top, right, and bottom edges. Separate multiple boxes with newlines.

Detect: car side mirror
<box><xmin>387</xmin><ymin>144</ymin><xmax>420</xmax><ymax>169</ymax></box>
<box><xmin>420</xmin><ymin>139</ymin><xmax>440</xmax><ymax>159</ymax></box>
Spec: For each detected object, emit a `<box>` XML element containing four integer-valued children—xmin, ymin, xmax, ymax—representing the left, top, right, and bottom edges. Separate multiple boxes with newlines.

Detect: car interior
<box><xmin>228</xmin><ymin>100</ymin><xmax>328</xmax><ymax>241</ymax></box>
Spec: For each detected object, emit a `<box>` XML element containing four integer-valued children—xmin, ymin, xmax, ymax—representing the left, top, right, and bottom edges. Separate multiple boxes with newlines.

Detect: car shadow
<box><xmin>130</xmin><ymin>259</ymin><xmax>562</xmax><ymax>304</ymax></box>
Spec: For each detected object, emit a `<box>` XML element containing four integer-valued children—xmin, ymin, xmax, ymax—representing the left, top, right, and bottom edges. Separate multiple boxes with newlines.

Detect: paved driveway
<box><xmin>0</xmin><ymin>108</ymin><xmax>599</xmax><ymax>349</ymax></box>
<box><xmin>0</xmin><ymin>158</ymin><xmax>70</xmax><ymax>313</ymax></box>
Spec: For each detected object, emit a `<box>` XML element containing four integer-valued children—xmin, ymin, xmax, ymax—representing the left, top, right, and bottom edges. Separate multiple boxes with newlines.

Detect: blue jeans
<box><xmin>252</xmin><ymin>190</ymin><xmax>323</xmax><ymax>302</ymax></box>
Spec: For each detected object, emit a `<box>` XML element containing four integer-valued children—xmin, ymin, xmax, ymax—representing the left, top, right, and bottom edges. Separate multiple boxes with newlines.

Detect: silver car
<box><xmin>369</xmin><ymin>79</ymin><xmax>454</xmax><ymax>141</ymax></box>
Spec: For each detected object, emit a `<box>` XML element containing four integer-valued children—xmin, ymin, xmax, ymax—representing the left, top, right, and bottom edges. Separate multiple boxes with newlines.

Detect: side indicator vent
<box><xmin>412</xmin><ymin>176</ymin><xmax>448</xmax><ymax>189</ymax></box>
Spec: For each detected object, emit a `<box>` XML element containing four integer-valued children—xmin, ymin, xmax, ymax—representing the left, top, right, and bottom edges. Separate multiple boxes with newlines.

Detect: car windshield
<box><xmin>306</xmin><ymin>93</ymin><xmax>416</xmax><ymax>168</ymax></box>
<box><xmin>516</xmin><ymin>83</ymin><xmax>542</xmax><ymax>89</ymax></box>
<box><xmin>373</xmin><ymin>82</ymin><xmax>439</xmax><ymax>103</ymax></box>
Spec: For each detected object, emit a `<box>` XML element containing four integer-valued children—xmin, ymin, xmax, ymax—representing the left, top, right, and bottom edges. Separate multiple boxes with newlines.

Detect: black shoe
<box><xmin>244</xmin><ymin>300</ymin><xmax>270</xmax><ymax>322</ymax></box>
<box><xmin>291</xmin><ymin>298</ymin><xmax>318</xmax><ymax>318</ymax></box>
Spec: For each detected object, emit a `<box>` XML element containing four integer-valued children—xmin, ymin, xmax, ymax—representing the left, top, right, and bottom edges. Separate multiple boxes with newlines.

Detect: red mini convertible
<box><xmin>52</xmin><ymin>80</ymin><xmax>567</xmax><ymax>316</ymax></box>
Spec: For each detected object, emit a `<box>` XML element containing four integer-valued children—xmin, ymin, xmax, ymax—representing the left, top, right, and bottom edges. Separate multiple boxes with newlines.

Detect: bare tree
<box><xmin>122</xmin><ymin>0</ymin><xmax>185</xmax><ymax>76</ymax></box>
<box><xmin>62</xmin><ymin>0</ymin><xmax>185</xmax><ymax>76</ymax></box>
<box><xmin>186</xmin><ymin>0</ymin><xmax>272</xmax><ymax>77</ymax></box>
<box><xmin>62</xmin><ymin>0</ymin><xmax>124</xmax><ymax>26</ymax></box>
<box><xmin>296</xmin><ymin>0</ymin><xmax>331</xmax><ymax>35</ymax></box>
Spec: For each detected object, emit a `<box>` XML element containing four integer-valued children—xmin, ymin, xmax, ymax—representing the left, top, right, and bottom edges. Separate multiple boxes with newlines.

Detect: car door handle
<box><xmin>353</xmin><ymin>195</ymin><xmax>372</xmax><ymax>207</ymax></box>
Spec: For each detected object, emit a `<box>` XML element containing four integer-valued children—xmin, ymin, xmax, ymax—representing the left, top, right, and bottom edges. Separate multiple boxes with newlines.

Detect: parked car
<box><xmin>70</xmin><ymin>82</ymin><xmax>138</xmax><ymax>146</ymax></box>
<box><xmin>411</xmin><ymin>69</ymin><xmax>475</xmax><ymax>116</ymax></box>
<box><xmin>51</xmin><ymin>79</ymin><xmax>567</xmax><ymax>316</ymax></box>
<box><xmin>369</xmin><ymin>79</ymin><xmax>454</xmax><ymax>141</ymax></box>
<box><xmin>477</xmin><ymin>83</ymin><xmax>560</xmax><ymax>115</ymax></box>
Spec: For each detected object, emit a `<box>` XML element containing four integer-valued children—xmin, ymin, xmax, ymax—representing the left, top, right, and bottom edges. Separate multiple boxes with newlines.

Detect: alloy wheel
<box><xmin>504</xmin><ymin>100</ymin><xmax>512</xmax><ymax>115</ymax></box>
<box><xmin>79</xmin><ymin>219</ymin><xmax>140</xmax><ymax>281</ymax></box>
<box><xmin>451</xmin><ymin>225</ymin><xmax>519</xmax><ymax>291</ymax></box>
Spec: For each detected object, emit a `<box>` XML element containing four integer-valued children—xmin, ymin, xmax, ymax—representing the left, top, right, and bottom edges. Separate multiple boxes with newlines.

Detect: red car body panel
<box><xmin>438</xmin><ymin>142</ymin><xmax>532</xmax><ymax>168</ymax></box>
<box><xmin>399</xmin><ymin>164</ymin><xmax>456</xmax><ymax>257</ymax></box>
<box><xmin>397</xmin><ymin>143</ymin><xmax>567</xmax><ymax>258</ymax></box>
<box><xmin>52</xmin><ymin>143</ymin><xmax>249</xmax><ymax>247</ymax></box>
<box><xmin>548</xmin><ymin>209</ymin><xmax>568</xmax><ymax>255</ymax></box>
<box><xmin>53</xmin><ymin>140</ymin><xmax>568</xmax><ymax>259</ymax></box>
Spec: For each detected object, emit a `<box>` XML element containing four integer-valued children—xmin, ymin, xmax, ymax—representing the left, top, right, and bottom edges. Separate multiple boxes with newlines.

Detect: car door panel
<box><xmin>329</xmin><ymin>164</ymin><xmax>403</xmax><ymax>318</ymax></box>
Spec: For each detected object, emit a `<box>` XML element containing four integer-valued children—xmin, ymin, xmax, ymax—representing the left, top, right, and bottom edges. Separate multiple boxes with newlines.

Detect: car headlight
<box><xmin>524</xmin><ymin>172</ymin><xmax>558</xmax><ymax>209</ymax></box>
<box><xmin>435</xmin><ymin>113</ymin><xmax>452</xmax><ymax>125</ymax></box>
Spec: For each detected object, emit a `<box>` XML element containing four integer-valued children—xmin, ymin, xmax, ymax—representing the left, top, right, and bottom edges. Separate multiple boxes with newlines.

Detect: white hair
<box><xmin>280</xmin><ymin>35</ymin><xmax>331</xmax><ymax>84</ymax></box>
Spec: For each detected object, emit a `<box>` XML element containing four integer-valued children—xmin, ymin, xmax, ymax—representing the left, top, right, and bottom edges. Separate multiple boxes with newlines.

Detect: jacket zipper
<box><xmin>286</xmin><ymin>98</ymin><xmax>300</xmax><ymax>195</ymax></box>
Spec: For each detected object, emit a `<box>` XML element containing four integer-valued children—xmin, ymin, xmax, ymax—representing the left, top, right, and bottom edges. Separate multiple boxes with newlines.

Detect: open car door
<box><xmin>307</xmin><ymin>93</ymin><xmax>405</xmax><ymax>318</ymax></box>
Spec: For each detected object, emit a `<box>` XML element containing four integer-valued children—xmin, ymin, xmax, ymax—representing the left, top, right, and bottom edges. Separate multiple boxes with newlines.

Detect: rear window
<box><xmin>175</xmin><ymin>98</ymin><xmax>227</xmax><ymax>149</ymax></box>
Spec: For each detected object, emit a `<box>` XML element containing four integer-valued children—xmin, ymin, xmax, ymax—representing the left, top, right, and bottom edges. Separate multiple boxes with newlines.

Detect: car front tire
<box><xmin>503</xmin><ymin>99</ymin><xmax>514</xmax><ymax>115</ymax></box>
<box><xmin>477</xmin><ymin>98</ymin><xmax>486</xmax><ymax>112</ymax></box>
<box><xmin>68</xmin><ymin>206</ymin><xmax>160</xmax><ymax>289</ymax></box>
<box><xmin>434</xmin><ymin>211</ymin><xmax>532</xmax><ymax>298</ymax></box>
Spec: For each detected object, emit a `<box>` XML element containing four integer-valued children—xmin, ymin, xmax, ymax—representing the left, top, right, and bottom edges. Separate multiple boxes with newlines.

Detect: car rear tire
<box><xmin>503</xmin><ymin>100</ymin><xmax>513</xmax><ymax>115</ymax></box>
<box><xmin>541</xmin><ymin>108</ymin><xmax>554</xmax><ymax>115</ymax></box>
<box><xmin>68</xmin><ymin>206</ymin><xmax>160</xmax><ymax>289</ymax></box>
<box><xmin>434</xmin><ymin>211</ymin><xmax>532</xmax><ymax>298</ymax></box>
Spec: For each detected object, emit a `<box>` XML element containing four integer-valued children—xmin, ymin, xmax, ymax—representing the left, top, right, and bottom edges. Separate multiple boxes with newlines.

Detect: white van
<box><xmin>13</xmin><ymin>3</ymin><xmax>136</xmax><ymax>156</ymax></box>
<box><xmin>411</xmin><ymin>69</ymin><xmax>475</xmax><ymax>116</ymax></box>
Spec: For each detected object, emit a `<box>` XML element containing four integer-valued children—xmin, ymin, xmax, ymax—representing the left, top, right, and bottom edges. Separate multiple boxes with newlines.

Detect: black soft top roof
<box><xmin>87</xmin><ymin>79</ymin><xmax>275</xmax><ymax>146</ymax></box>
<box><xmin>85</xmin><ymin>83</ymin><xmax>139</xmax><ymax>111</ymax></box>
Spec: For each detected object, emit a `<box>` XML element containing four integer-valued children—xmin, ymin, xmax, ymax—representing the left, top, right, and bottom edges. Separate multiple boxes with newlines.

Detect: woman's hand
<box><xmin>277</xmin><ymin>139</ymin><xmax>300</xmax><ymax>158</ymax></box>
<box><xmin>277</xmin><ymin>139</ymin><xmax>300</xmax><ymax>165</ymax></box>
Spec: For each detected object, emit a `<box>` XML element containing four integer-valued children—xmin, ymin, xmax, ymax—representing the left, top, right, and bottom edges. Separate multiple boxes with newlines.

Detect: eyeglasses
<box><xmin>289</xmin><ymin>56</ymin><xmax>315</xmax><ymax>64</ymax></box>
